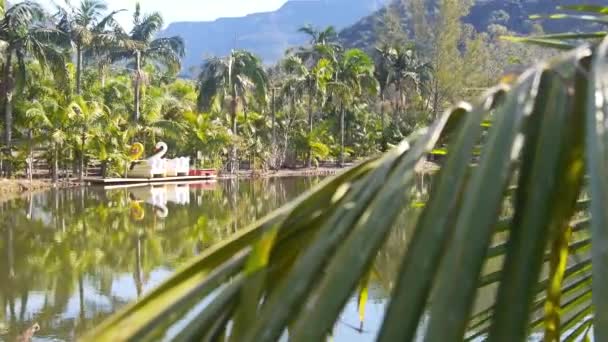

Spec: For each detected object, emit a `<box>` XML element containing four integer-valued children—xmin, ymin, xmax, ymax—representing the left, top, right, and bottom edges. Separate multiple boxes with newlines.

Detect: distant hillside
<box><xmin>160</xmin><ymin>0</ymin><xmax>388</xmax><ymax>73</ymax></box>
<box><xmin>340</xmin><ymin>0</ymin><xmax>607</xmax><ymax>51</ymax></box>
<box><xmin>161</xmin><ymin>0</ymin><xmax>605</xmax><ymax>75</ymax></box>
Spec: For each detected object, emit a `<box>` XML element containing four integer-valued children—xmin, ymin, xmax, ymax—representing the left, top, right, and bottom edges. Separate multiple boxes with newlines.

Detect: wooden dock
<box><xmin>85</xmin><ymin>175</ymin><xmax>217</xmax><ymax>186</ymax></box>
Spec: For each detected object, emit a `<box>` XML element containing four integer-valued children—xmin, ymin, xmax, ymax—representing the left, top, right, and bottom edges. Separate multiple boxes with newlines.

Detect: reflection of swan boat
<box><xmin>166</xmin><ymin>184</ymin><xmax>190</xmax><ymax>205</ymax></box>
<box><xmin>129</xmin><ymin>186</ymin><xmax>169</xmax><ymax>218</ymax></box>
<box><xmin>188</xmin><ymin>181</ymin><xmax>217</xmax><ymax>191</ymax></box>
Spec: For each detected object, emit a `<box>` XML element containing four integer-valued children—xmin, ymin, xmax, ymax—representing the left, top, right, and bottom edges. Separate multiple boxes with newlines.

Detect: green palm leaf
<box><xmin>86</xmin><ymin>37</ymin><xmax>605</xmax><ymax>341</ymax></box>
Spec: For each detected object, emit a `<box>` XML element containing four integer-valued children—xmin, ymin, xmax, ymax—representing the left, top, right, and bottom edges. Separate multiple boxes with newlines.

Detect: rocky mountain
<box><xmin>162</xmin><ymin>0</ymin><xmax>605</xmax><ymax>74</ymax></box>
<box><xmin>160</xmin><ymin>0</ymin><xmax>388</xmax><ymax>72</ymax></box>
<box><xmin>340</xmin><ymin>0</ymin><xmax>607</xmax><ymax>51</ymax></box>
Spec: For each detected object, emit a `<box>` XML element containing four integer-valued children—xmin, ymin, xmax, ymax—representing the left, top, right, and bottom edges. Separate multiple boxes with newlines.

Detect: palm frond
<box><xmin>147</xmin><ymin>36</ymin><xmax>185</xmax><ymax>72</ymax></box>
<box><xmin>586</xmin><ymin>36</ymin><xmax>608</xmax><ymax>341</ymax></box>
<box><xmin>557</xmin><ymin>5</ymin><xmax>608</xmax><ymax>15</ymax></box>
<box><xmin>94</xmin><ymin>9</ymin><xmax>127</xmax><ymax>33</ymax></box>
<box><xmin>197</xmin><ymin>57</ymin><xmax>228</xmax><ymax>111</ymax></box>
<box><xmin>131</xmin><ymin>11</ymin><xmax>163</xmax><ymax>43</ymax></box>
<box><xmin>85</xmin><ymin>36</ymin><xmax>608</xmax><ymax>342</ymax></box>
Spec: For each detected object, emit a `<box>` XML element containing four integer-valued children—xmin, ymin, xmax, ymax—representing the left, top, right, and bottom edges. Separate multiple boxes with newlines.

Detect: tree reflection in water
<box><xmin>0</xmin><ymin>177</ymin><xmax>323</xmax><ymax>340</ymax></box>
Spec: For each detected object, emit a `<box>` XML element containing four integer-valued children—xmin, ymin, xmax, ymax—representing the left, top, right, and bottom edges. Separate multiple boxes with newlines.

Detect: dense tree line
<box><xmin>0</xmin><ymin>0</ymin><xmax>541</xmax><ymax>180</ymax></box>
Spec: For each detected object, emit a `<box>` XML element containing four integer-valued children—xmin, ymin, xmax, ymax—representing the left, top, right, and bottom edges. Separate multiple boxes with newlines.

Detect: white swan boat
<box><xmin>127</xmin><ymin>142</ymin><xmax>168</xmax><ymax>178</ymax></box>
<box><xmin>166</xmin><ymin>157</ymin><xmax>191</xmax><ymax>177</ymax></box>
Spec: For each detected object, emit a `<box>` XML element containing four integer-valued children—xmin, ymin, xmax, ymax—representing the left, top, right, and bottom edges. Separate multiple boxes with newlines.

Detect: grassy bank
<box><xmin>0</xmin><ymin>179</ymin><xmax>79</xmax><ymax>203</ymax></box>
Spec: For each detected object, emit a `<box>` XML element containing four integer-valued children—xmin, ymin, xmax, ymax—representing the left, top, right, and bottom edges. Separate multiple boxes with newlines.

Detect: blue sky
<box><xmin>38</xmin><ymin>0</ymin><xmax>289</xmax><ymax>28</ymax></box>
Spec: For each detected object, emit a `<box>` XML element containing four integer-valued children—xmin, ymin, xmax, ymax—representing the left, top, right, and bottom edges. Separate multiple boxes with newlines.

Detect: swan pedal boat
<box><xmin>127</xmin><ymin>142</ymin><xmax>191</xmax><ymax>179</ymax></box>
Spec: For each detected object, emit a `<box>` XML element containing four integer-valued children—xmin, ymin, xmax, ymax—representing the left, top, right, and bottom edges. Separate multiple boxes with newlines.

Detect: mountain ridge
<box><xmin>340</xmin><ymin>0</ymin><xmax>607</xmax><ymax>51</ymax></box>
<box><xmin>161</xmin><ymin>0</ymin><xmax>606</xmax><ymax>74</ymax></box>
<box><xmin>160</xmin><ymin>0</ymin><xmax>388</xmax><ymax>72</ymax></box>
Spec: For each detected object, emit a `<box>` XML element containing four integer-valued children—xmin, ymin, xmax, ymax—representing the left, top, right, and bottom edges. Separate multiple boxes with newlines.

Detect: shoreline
<box><xmin>217</xmin><ymin>166</ymin><xmax>346</xmax><ymax>180</ymax></box>
<box><xmin>0</xmin><ymin>167</ymin><xmax>347</xmax><ymax>200</ymax></box>
<box><xmin>0</xmin><ymin>179</ymin><xmax>80</xmax><ymax>203</ymax></box>
<box><xmin>0</xmin><ymin>162</ymin><xmax>440</xmax><ymax>201</ymax></box>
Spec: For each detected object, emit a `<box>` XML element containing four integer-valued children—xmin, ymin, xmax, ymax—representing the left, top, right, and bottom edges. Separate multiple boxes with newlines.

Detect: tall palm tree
<box><xmin>374</xmin><ymin>44</ymin><xmax>397</xmax><ymax>149</ymax></box>
<box><xmin>110</xmin><ymin>2</ymin><xmax>184</xmax><ymax>123</ymax></box>
<box><xmin>0</xmin><ymin>1</ymin><xmax>68</xmax><ymax>174</ymax></box>
<box><xmin>197</xmin><ymin>49</ymin><xmax>268</xmax><ymax>174</ymax></box>
<box><xmin>22</xmin><ymin>96</ymin><xmax>70</xmax><ymax>183</ymax></box>
<box><xmin>55</xmin><ymin>0</ymin><xmax>124</xmax><ymax>95</ymax></box>
<box><xmin>390</xmin><ymin>46</ymin><xmax>430</xmax><ymax>114</ymax></box>
<box><xmin>374</xmin><ymin>44</ymin><xmax>431</xmax><ymax>138</ymax></box>
<box><xmin>298</xmin><ymin>24</ymin><xmax>337</xmax><ymax>46</ymax></box>
<box><xmin>282</xmin><ymin>55</ymin><xmax>332</xmax><ymax>167</ymax></box>
<box><xmin>329</xmin><ymin>48</ymin><xmax>378</xmax><ymax>166</ymax></box>
<box><xmin>87</xmin><ymin>103</ymin><xmax>129</xmax><ymax>178</ymax></box>
<box><xmin>296</xmin><ymin>25</ymin><xmax>340</xmax><ymax>65</ymax></box>
<box><xmin>67</xmin><ymin>97</ymin><xmax>105</xmax><ymax>180</ymax></box>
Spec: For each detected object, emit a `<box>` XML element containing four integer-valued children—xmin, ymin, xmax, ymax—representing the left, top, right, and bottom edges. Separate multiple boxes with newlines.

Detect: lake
<box><xmin>0</xmin><ymin>175</ymin><xmax>590</xmax><ymax>341</ymax></box>
<box><xmin>1</xmin><ymin>177</ymin><xmax>415</xmax><ymax>341</ymax></box>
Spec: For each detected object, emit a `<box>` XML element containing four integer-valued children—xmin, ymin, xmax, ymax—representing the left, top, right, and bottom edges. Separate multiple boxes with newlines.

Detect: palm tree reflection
<box><xmin>0</xmin><ymin>177</ymin><xmax>320</xmax><ymax>340</ymax></box>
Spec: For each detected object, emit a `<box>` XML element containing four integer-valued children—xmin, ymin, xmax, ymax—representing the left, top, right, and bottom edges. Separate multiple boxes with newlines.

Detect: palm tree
<box><xmin>282</xmin><ymin>55</ymin><xmax>332</xmax><ymax>167</ymax></box>
<box><xmin>0</xmin><ymin>1</ymin><xmax>68</xmax><ymax>174</ymax></box>
<box><xmin>298</xmin><ymin>24</ymin><xmax>337</xmax><ymax>46</ymax></box>
<box><xmin>85</xmin><ymin>33</ymin><xmax>605</xmax><ymax>341</ymax></box>
<box><xmin>329</xmin><ymin>49</ymin><xmax>378</xmax><ymax>166</ymax></box>
<box><xmin>296</xmin><ymin>25</ymin><xmax>340</xmax><ymax>65</ymax></box>
<box><xmin>374</xmin><ymin>44</ymin><xmax>397</xmax><ymax>149</ymax></box>
<box><xmin>67</xmin><ymin>97</ymin><xmax>105</xmax><ymax>180</ymax></box>
<box><xmin>390</xmin><ymin>46</ymin><xmax>430</xmax><ymax>114</ymax></box>
<box><xmin>21</xmin><ymin>96</ymin><xmax>70</xmax><ymax>183</ymax></box>
<box><xmin>374</xmin><ymin>44</ymin><xmax>431</xmax><ymax>139</ymax></box>
<box><xmin>110</xmin><ymin>2</ymin><xmax>184</xmax><ymax>123</ymax></box>
<box><xmin>87</xmin><ymin>108</ymin><xmax>129</xmax><ymax>178</ymax></box>
<box><xmin>197</xmin><ymin>50</ymin><xmax>268</xmax><ymax>174</ymax></box>
<box><xmin>55</xmin><ymin>0</ymin><xmax>124</xmax><ymax>95</ymax></box>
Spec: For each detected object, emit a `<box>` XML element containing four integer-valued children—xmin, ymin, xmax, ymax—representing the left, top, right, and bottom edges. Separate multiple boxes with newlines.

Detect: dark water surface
<box><xmin>3</xmin><ymin>172</ymin><xmax>593</xmax><ymax>342</ymax></box>
<box><xmin>1</xmin><ymin>176</ymin><xmax>418</xmax><ymax>341</ymax></box>
<box><xmin>1</xmin><ymin>174</ymin><xmax>586</xmax><ymax>341</ymax></box>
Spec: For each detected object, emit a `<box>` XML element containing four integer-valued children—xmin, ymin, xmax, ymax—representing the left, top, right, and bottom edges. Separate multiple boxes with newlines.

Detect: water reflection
<box><xmin>2</xmin><ymin>171</ymin><xmax>589</xmax><ymax>341</ymax></box>
<box><xmin>0</xmin><ymin>177</ymin><xmax>324</xmax><ymax>341</ymax></box>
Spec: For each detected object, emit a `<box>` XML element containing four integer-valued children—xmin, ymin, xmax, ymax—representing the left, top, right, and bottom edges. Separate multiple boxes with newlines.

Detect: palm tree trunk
<box><xmin>134</xmin><ymin>235</ymin><xmax>143</xmax><ymax>298</ymax></box>
<box><xmin>133</xmin><ymin>51</ymin><xmax>142</xmax><ymax>122</ymax></box>
<box><xmin>79</xmin><ymin>130</ymin><xmax>85</xmax><ymax>181</ymax></box>
<box><xmin>27</xmin><ymin>129</ymin><xmax>33</xmax><ymax>181</ymax></box>
<box><xmin>399</xmin><ymin>85</ymin><xmax>404</xmax><ymax>114</ymax></box>
<box><xmin>230</xmin><ymin>92</ymin><xmax>238</xmax><ymax>174</ymax></box>
<box><xmin>7</xmin><ymin>224</ymin><xmax>14</xmax><ymax>279</ymax></box>
<box><xmin>100</xmin><ymin>63</ymin><xmax>106</xmax><ymax>87</ymax></box>
<box><xmin>271</xmin><ymin>88</ymin><xmax>277</xmax><ymax>170</ymax></box>
<box><xmin>76</xmin><ymin>44</ymin><xmax>83</xmax><ymax>95</ymax></box>
<box><xmin>432</xmin><ymin>79</ymin><xmax>440</xmax><ymax>119</ymax></box>
<box><xmin>78</xmin><ymin>275</ymin><xmax>85</xmax><ymax>325</ymax></box>
<box><xmin>2</xmin><ymin>50</ymin><xmax>13</xmax><ymax>176</ymax></box>
<box><xmin>307</xmin><ymin>95</ymin><xmax>313</xmax><ymax>168</ymax></box>
<box><xmin>339</xmin><ymin>104</ymin><xmax>345</xmax><ymax>168</ymax></box>
<box><xmin>380</xmin><ymin>92</ymin><xmax>386</xmax><ymax>151</ymax></box>
<box><xmin>100</xmin><ymin>160</ymin><xmax>107</xmax><ymax>178</ymax></box>
<box><xmin>52</xmin><ymin>143</ymin><xmax>58</xmax><ymax>183</ymax></box>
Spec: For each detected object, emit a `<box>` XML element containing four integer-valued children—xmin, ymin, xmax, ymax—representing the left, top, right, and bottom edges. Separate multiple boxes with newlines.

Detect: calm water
<box><xmin>0</xmin><ymin>177</ymin><xmax>416</xmax><ymax>342</ymax></box>
<box><xmin>1</xmin><ymin>175</ymin><xmax>581</xmax><ymax>341</ymax></box>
